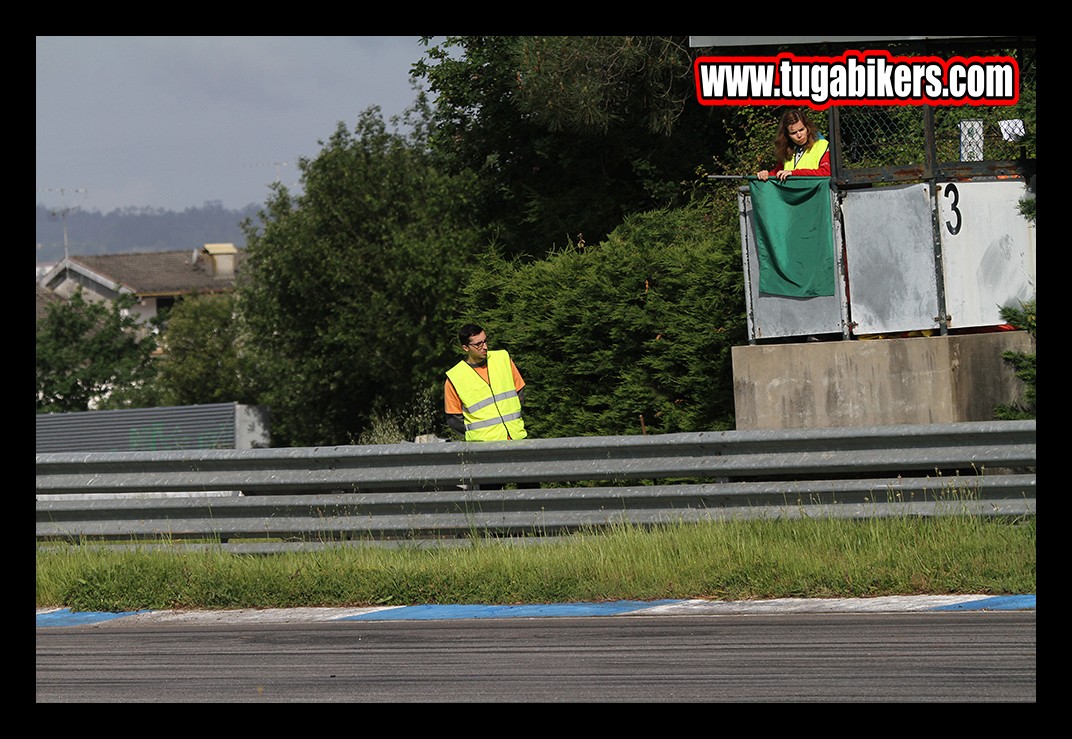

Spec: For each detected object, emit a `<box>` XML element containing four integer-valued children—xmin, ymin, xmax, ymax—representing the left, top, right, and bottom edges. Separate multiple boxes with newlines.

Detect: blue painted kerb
<box><xmin>36</xmin><ymin>594</ymin><xmax>1037</xmax><ymax>627</ymax></box>
<box><xmin>37</xmin><ymin>608</ymin><xmax>149</xmax><ymax>627</ymax></box>
<box><xmin>931</xmin><ymin>594</ymin><xmax>1036</xmax><ymax>611</ymax></box>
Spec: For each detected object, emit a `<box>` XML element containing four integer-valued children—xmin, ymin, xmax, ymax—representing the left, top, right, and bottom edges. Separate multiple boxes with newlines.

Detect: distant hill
<box><xmin>35</xmin><ymin>202</ymin><xmax>261</xmax><ymax>265</ymax></box>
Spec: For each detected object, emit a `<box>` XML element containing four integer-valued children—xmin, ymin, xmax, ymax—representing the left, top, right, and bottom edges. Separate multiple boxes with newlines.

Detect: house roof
<box><xmin>49</xmin><ymin>249</ymin><xmax>244</xmax><ymax>297</ymax></box>
<box><xmin>36</xmin><ymin>283</ymin><xmax>64</xmax><ymax>321</ymax></box>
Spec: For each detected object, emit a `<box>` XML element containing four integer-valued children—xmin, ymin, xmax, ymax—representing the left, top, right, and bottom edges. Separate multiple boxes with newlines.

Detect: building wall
<box><xmin>732</xmin><ymin>331</ymin><xmax>1034</xmax><ymax>429</ymax></box>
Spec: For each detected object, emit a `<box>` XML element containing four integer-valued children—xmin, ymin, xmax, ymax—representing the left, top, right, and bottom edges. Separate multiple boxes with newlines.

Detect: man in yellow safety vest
<box><xmin>444</xmin><ymin>323</ymin><xmax>538</xmax><ymax>490</ymax></box>
<box><xmin>444</xmin><ymin>323</ymin><xmax>528</xmax><ymax>442</ymax></box>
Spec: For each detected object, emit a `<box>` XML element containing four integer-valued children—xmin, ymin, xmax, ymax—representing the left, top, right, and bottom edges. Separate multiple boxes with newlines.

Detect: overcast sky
<box><xmin>36</xmin><ymin>36</ymin><xmax>430</xmax><ymax>215</ymax></box>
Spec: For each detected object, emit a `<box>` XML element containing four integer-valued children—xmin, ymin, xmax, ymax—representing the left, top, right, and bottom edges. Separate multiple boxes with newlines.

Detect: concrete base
<box><xmin>732</xmin><ymin>331</ymin><xmax>1034</xmax><ymax>429</ymax></box>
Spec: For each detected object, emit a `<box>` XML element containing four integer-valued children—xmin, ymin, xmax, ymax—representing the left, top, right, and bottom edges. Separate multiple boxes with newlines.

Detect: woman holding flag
<box><xmin>756</xmin><ymin>107</ymin><xmax>831</xmax><ymax>182</ymax></box>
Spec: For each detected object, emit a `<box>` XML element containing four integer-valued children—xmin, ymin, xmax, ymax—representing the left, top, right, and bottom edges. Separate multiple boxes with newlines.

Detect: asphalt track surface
<box><xmin>37</xmin><ymin>596</ymin><xmax>1035</xmax><ymax>702</ymax></box>
<box><xmin>36</xmin><ymin>593</ymin><xmax>1036</xmax><ymax>627</ymax></box>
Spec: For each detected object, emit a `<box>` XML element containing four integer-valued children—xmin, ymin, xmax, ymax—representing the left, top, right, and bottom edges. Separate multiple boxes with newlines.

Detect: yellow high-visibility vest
<box><xmin>784</xmin><ymin>138</ymin><xmax>829</xmax><ymax>172</ymax></box>
<box><xmin>446</xmin><ymin>349</ymin><xmax>528</xmax><ymax>442</ymax></box>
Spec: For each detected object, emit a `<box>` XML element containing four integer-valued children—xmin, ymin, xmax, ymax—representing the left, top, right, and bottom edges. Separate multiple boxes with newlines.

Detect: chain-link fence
<box><xmin>832</xmin><ymin>43</ymin><xmax>1035</xmax><ymax>182</ymax></box>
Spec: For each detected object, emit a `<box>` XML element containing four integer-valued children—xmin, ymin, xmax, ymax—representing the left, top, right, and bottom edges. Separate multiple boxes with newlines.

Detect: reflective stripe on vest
<box><xmin>446</xmin><ymin>350</ymin><xmax>528</xmax><ymax>442</ymax></box>
<box><xmin>784</xmin><ymin>138</ymin><xmax>828</xmax><ymax>172</ymax></box>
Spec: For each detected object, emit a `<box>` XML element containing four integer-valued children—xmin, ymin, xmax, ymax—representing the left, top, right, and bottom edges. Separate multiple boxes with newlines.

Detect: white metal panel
<box><xmin>737</xmin><ymin>189</ymin><xmax>845</xmax><ymax>341</ymax></box>
<box><xmin>841</xmin><ymin>183</ymin><xmax>940</xmax><ymax>335</ymax></box>
<box><xmin>739</xmin><ymin>178</ymin><xmax>1034</xmax><ymax>340</ymax></box>
<box><xmin>936</xmin><ymin>179</ymin><xmax>1036</xmax><ymax>329</ymax></box>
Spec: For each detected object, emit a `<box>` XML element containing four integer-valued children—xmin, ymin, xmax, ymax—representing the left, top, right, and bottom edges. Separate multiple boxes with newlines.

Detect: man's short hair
<box><xmin>458</xmin><ymin>323</ymin><xmax>484</xmax><ymax>346</ymax></box>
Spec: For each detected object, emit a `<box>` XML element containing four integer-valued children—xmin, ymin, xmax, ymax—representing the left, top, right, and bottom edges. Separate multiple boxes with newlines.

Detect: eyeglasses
<box><xmin>467</xmin><ymin>339</ymin><xmax>489</xmax><ymax>349</ymax></box>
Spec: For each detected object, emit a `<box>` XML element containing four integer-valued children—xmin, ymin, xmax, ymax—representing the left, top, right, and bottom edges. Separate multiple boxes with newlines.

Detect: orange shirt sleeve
<box><xmin>511</xmin><ymin>360</ymin><xmax>525</xmax><ymax>393</ymax></box>
<box><xmin>444</xmin><ymin>379</ymin><xmax>463</xmax><ymax>415</ymax></box>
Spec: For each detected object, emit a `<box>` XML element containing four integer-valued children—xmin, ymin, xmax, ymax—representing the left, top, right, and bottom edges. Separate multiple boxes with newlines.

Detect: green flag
<box><xmin>748</xmin><ymin>177</ymin><xmax>835</xmax><ymax>297</ymax></box>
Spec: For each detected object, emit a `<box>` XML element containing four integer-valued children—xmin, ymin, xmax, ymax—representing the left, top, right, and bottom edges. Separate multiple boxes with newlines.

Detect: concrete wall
<box><xmin>732</xmin><ymin>331</ymin><xmax>1034</xmax><ymax>429</ymax></box>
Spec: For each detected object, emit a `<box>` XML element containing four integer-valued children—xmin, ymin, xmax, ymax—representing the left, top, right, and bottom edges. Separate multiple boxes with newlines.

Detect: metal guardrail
<box><xmin>36</xmin><ymin>421</ymin><xmax>1035</xmax><ymax>551</ymax></box>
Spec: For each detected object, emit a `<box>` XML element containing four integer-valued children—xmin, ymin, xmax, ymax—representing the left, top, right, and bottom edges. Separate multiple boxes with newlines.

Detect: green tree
<box><xmin>457</xmin><ymin>198</ymin><xmax>746</xmax><ymax>439</ymax></box>
<box><xmin>995</xmin><ymin>298</ymin><xmax>1036</xmax><ymax>420</ymax></box>
<box><xmin>129</xmin><ymin>293</ymin><xmax>256</xmax><ymax>408</ymax></box>
<box><xmin>414</xmin><ymin>35</ymin><xmax>731</xmax><ymax>259</ymax></box>
<box><xmin>36</xmin><ymin>289</ymin><xmax>157</xmax><ymax>413</ymax></box>
<box><xmin>238</xmin><ymin>106</ymin><xmax>483</xmax><ymax>447</ymax></box>
<box><xmin>703</xmin><ymin>106</ymin><xmax>782</xmax><ymax>179</ymax></box>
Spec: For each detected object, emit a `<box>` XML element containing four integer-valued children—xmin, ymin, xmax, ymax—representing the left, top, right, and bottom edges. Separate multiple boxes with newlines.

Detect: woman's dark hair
<box><xmin>773</xmin><ymin>107</ymin><xmax>821</xmax><ymax>164</ymax></box>
<box><xmin>458</xmin><ymin>323</ymin><xmax>484</xmax><ymax>346</ymax></box>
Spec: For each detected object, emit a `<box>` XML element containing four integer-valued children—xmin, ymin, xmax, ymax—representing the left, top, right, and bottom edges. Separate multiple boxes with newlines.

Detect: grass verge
<box><xmin>36</xmin><ymin>513</ymin><xmax>1036</xmax><ymax>613</ymax></box>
